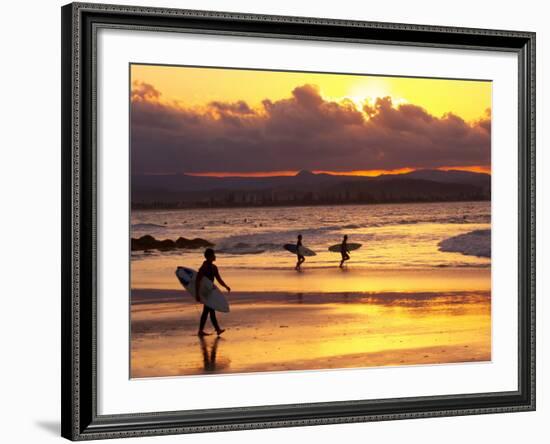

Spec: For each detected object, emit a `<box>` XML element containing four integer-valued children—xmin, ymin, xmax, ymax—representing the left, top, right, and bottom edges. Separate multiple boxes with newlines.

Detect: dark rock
<box><xmin>175</xmin><ymin>237</ymin><xmax>214</xmax><ymax>249</ymax></box>
<box><xmin>156</xmin><ymin>239</ymin><xmax>176</xmax><ymax>250</ymax></box>
<box><xmin>131</xmin><ymin>235</ymin><xmax>157</xmax><ymax>251</ymax></box>
<box><xmin>131</xmin><ymin>235</ymin><xmax>212</xmax><ymax>251</ymax></box>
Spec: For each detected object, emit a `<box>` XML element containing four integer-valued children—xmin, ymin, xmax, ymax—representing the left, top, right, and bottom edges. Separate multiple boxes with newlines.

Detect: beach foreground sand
<box><xmin>130</xmin><ymin>289</ymin><xmax>491</xmax><ymax>378</ymax></box>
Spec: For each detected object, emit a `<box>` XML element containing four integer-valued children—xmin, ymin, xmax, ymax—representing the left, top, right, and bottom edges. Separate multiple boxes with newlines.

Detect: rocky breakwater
<box><xmin>131</xmin><ymin>235</ymin><xmax>214</xmax><ymax>251</ymax></box>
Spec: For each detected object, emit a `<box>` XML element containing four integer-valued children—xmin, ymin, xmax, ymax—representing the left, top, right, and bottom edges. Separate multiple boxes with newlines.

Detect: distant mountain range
<box><xmin>131</xmin><ymin>169</ymin><xmax>491</xmax><ymax>209</ymax></box>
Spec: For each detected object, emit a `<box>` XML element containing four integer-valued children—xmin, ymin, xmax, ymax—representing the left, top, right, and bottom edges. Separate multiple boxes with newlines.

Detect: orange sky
<box><xmin>131</xmin><ymin>64</ymin><xmax>491</xmax><ymax>122</ymax></box>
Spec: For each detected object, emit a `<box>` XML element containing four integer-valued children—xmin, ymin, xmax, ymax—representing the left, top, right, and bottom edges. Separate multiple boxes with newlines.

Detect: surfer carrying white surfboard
<box><xmin>196</xmin><ymin>248</ymin><xmax>231</xmax><ymax>337</ymax></box>
<box><xmin>339</xmin><ymin>235</ymin><xmax>351</xmax><ymax>268</ymax></box>
<box><xmin>295</xmin><ymin>234</ymin><xmax>306</xmax><ymax>271</ymax></box>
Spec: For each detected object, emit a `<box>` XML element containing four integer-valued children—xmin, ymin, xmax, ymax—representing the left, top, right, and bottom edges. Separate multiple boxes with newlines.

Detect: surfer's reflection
<box><xmin>199</xmin><ymin>336</ymin><xmax>230</xmax><ymax>372</ymax></box>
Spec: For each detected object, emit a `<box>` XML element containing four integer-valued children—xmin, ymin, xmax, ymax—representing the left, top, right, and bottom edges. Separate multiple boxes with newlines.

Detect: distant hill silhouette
<box><xmin>132</xmin><ymin>169</ymin><xmax>491</xmax><ymax>209</ymax></box>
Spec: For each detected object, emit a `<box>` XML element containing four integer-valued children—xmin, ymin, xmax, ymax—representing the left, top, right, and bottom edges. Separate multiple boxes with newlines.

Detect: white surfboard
<box><xmin>175</xmin><ymin>266</ymin><xmax>230</xmax><ymax>313</ymax></box>
<box><xmin>328</xmin><ymin>242</ymin><xmax>362</xmax><ymax>252</ymax></box>
<box><xmin>283</xmin><ymin>243</ymin><xmax>316</xmax><ymax>256</ymax></box>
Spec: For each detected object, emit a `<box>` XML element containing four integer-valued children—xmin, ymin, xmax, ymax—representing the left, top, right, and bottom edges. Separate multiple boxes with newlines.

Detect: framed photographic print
<box><xmin>61</xmin><ymin>2</ymin><xmax>536</xmax><ymax>440</ymax></box>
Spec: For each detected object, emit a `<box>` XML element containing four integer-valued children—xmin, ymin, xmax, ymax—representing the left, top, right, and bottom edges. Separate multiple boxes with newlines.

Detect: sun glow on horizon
<box><xmin>314</xmin><ymin>168</ymin><xmax>415</xmax><ymax>177</ymax></box>
<box><xmin>183</xmin><ymin>166</ymin><xmax>490</xmax><ymax>178</ymax></box>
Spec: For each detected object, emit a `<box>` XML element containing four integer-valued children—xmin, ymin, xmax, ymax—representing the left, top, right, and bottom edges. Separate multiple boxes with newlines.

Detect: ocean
<box><xmin>131</xmin><ymin>201</ymin><xmax>491</xmax><ymax>271</ymax></box>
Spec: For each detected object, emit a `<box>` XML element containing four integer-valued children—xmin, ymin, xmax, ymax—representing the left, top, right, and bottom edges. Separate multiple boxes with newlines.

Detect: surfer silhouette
<box><xmin>195</xmin><ymin>248</ymin><xmax>231</xmax><ymax>337</ymax></box>
<box><xmin>295</xmin><ymin>234</ymin><xmax>306</xmax><ymax>271</ymax></box>
<box><xmin>339</xmin><ymin>235</ymin><xmax>350</xmax><ymax>268</ymax></box>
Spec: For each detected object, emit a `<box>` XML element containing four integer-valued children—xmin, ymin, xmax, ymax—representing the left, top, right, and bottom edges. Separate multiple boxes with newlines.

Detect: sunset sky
<box><xmin>130</xmin><ymin>64</ymin><xmax>491</xmax><ymax>177</ymax></box>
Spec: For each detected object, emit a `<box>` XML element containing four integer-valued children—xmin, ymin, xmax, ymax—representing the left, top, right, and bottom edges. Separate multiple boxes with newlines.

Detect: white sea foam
<box><xmin>131</xmin><ymin>223</ymin><xmax>167</xmax><ymax>230</ymax></box>
<box><xmin>438</xmin><ymin>229</ymin><xmax>491</xmax><ymax>258</ymax></box>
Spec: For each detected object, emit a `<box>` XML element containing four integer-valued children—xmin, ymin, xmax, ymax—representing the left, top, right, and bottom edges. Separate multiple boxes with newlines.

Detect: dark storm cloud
<box><xmin>130</xmin><ymin>82</ymin><xmax>490</xmax><ymax>174</ymax></box>
<box><xmin>209</xmin><ymin>100</ymin><xmax>255</xmax><ymax>115</ymax></box>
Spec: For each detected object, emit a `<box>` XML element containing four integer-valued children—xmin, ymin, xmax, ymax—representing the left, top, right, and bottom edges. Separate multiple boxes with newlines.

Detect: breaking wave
<box><xmin>131</xmin><ymin>223</ymin><xmax>167</xmax><ymax>230</ymax></box>
<box><xmin>438</xmin><ymin>229</ymin><xmax>491</xmax><ymax>258</ymax></box>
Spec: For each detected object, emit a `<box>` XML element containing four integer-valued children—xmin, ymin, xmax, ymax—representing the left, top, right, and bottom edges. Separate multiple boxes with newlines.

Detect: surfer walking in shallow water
<box><xmin>295</xmin><ymin>234</ymin><xmax>306</xmax><ymax>271</ymax></box>
<box><xmin>195</xmin><ymin>248</ymin><xmax>231</xmax><ymax>337</ymax></box>
<box><xmin>339</xmin><ymin>235</ymin><xmax>351</xmax><ymax>268</ymax></box>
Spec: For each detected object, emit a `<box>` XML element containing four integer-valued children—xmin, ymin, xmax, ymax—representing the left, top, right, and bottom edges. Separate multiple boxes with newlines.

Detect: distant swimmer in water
<box><xmin>339</xmin><ymin>235</ymin><xmax>350</xmax><ymax>268</ymax></box>
<box><xmin>295</xmin><ymin>234</ymin><xmax>306</xmax><ymax>271</ymax></box>
<box><xmin>195</xmin><ymin>248</ymin><xmax>231</xmax><ymax>337</ymax></box>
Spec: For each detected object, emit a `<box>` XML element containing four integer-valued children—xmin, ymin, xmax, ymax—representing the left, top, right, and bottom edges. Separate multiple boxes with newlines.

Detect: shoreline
<box><xmin>131</xmin><ymin>266</ymin><xmax>491</xmax><ymax>293</ymax></box>
<box><xmin>131</xmin><ymin>288</ymin><xmax>491</xmax><ymax>304</ymax></box>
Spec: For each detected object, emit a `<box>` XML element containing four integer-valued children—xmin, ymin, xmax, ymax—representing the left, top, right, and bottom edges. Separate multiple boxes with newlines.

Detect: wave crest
<box><xmin>438</xmin><ymin>229</ymin><xmax>491</xmax><ymax>258</ymax></box>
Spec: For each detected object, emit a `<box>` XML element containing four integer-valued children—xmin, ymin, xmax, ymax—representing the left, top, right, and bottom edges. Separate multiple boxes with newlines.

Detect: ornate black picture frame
<box><xmin>61</xmin><ymin>2</ymin><xmax>535</xmax><ymax>440</ymax></box>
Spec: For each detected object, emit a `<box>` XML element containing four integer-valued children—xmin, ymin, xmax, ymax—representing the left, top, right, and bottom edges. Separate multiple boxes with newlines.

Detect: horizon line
<box><xmin>140</xmin><ymin>165</ymin><xmax>491</xmax><ymax>178</ymax></box>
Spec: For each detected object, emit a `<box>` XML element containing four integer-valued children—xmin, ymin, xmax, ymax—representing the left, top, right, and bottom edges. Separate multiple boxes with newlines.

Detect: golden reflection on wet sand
<box><xmin>130</xmin><ymin>290</ymin><xmax>491</xmax><ymax>378</ymax></box>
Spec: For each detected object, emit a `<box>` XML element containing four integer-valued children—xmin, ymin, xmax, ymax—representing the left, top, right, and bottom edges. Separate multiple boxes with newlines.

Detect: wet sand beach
<box><xmin>130</xmin><ymin>287</ymin><xmax>491</xmax><ymax>378</ymax></box>
<box><xmin>131</xmin><ymin>263</ymin><xmax>491</xmax><ymax>293</ymax></box>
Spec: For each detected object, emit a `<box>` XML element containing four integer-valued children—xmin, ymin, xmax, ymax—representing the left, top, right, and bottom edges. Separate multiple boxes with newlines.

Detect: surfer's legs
<box><xmin>339</xmin><ymin>253</ymin><xmax>350</xmax><ymax>268</ymax></box>
<box><xmin>295</xmin><ymin>255</ymin><xmax>305</xmax><ymax>270</ymax></box>
<box><xmin>208</xmin><ymin>308</ymin><xmax>222</xmax><ymax>332</ymax></box>
<box><xmin>198</xmin><ymin>306</ymin><xmax>212</xmax><ymax>335</ymax></box>
<box><xmin>198</xmin><ymin>306</ymin><xmax>224</xmax><ymax>335</ymax></box>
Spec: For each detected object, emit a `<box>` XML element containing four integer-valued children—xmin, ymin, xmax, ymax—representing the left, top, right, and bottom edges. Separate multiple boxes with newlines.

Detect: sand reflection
<box><xmin>199</xmin><ymin>336</ymin><xmax>231</xmax><ymax>373</ymax></box>
<box><xmin>130</xmin><ymin>289</ymin><xmax>491</xmax><ymax>378</ymax></box>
